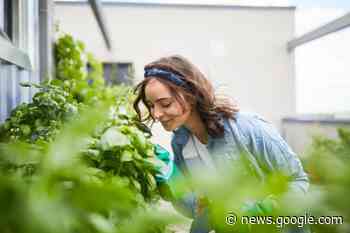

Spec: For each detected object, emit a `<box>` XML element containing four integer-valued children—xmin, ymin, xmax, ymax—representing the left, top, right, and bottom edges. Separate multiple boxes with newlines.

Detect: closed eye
<box><xmin>162</xmin><ymin>102</ymin><xmax>171</xmax><ymax>107</ymax></box>
<box><xmin>160</xmin><ymin>100</ymin><xmax>173</xmax><ymax>108</ymax></box>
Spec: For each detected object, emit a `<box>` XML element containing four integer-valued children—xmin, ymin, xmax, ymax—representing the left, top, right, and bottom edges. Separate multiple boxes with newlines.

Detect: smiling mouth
<box><xmin>161</xmin><ymin>119</ymin><xmax>172</xmax><ymax>125</ymax></box>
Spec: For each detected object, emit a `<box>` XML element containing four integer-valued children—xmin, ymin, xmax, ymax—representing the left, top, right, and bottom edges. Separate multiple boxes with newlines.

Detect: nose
<box><xmin>152</xmin><ymin>106</ymin><xmax>164</xmax><ymax>121</ymax></box>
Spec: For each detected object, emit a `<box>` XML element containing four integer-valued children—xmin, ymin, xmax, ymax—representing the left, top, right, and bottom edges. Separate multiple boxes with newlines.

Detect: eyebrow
<box><xmin>146</xmin><ymin>97</ymin><xmax>172</xmax><ymax>105</ymax></box>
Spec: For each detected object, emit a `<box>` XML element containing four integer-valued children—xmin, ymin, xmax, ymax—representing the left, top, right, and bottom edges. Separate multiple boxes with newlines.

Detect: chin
<box><xmin>161</xmin><ymin>121</ymin><xmax>177</xmax><ymax>131</ymax></box>
<box><xmin>162</xmin><ymin>124</ymin><xmax>175</xmax><ymax>131</ymax></box>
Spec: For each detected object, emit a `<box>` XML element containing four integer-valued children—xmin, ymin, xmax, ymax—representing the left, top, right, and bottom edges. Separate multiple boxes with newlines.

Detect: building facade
<box><xmin>54</xmin><ymin>0</ymin><xmax>297</xmax><ymax>151</ymax></box>
<box><xmin>0</xmin><ymin>0</ymin><xmax>55</xmax><ymax>123</ymax></box>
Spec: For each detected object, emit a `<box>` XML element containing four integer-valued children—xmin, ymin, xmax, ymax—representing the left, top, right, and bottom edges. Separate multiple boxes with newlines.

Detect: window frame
<box><xmin>102</xmin><ymin>62</ymin><xmax>134</xmax><ymax>86</ymax></box>
<box><xmin>0</xmin><ymin>0</ymin><xmax>31</xmax><ymax>70</ymax></box>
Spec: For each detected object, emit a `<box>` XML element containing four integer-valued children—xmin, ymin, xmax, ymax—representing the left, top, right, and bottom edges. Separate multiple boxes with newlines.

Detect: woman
<box><xmin>133</xmin><ymin>55</ymin><xmax>309</xmax><ymax>233</ymax></box>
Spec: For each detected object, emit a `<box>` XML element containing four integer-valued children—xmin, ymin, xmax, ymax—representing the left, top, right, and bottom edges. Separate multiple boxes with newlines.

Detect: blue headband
<box><xmin>144</xmin><ymin>68</ymin><xmax>190</xmax><ymax>90</ymax></box>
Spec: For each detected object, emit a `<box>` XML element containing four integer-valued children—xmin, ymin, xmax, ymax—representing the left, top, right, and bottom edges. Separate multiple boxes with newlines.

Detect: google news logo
<box><xmin>226</xmin><ymin>212</ymin><xmax>343</xmax><ymax>228</ymax></box>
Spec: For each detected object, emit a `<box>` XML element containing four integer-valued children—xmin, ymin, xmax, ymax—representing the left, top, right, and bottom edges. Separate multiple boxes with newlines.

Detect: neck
<box><xmin>184</xmin><ymin>110</ymin><xmax>208</xmax><ymax>144</ymax></box>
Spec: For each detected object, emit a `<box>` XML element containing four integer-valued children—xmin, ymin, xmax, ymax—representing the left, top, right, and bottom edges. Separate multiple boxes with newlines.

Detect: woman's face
<box><xmin>144</xmin><ymin>78</ymin><xmax>191</xmax><ymax>131</ymax></box>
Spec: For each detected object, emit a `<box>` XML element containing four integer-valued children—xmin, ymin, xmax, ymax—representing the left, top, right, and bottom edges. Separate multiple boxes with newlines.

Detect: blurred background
<box><xmin>41</xmin><ymin>0</ymin><xmax>350</xmax><ymax>156</ymax></box>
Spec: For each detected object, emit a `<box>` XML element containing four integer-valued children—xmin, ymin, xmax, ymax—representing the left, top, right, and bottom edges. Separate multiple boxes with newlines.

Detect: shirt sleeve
<box><xmin>235</xmin><ymin>113</ymin><xmax>309</xmax><ymax>194</ymax></box>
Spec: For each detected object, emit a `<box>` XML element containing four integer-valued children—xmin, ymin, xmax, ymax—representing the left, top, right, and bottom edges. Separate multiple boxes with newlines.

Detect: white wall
<box><xmin>54</xmin><ymin>2</ymin><xmax>295</xmax><ymax>151</ymax></box>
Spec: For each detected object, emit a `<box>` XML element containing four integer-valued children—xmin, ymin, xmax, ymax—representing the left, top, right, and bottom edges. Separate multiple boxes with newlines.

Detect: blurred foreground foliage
<box><xmin>0</xmin><ymin>107</ymin><xmax>178</xmax><ymax>233</ymax></box>
<box><xmin>301</xmin><ymin>128</ymin><xmax>350</xmax><ymax>233</ymax></box>
<box><xmin>0</xmin><ymin>33</ymin><xmax>179</xmax><ymax>233</ymax></box>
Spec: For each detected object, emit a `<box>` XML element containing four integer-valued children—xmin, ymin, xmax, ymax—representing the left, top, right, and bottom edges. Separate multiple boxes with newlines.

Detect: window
<box><xmin>102</xmin><ymin>62</ymin><xmax>134</xmax><ymax>86</ymax></box>
<box><xmin>0</xmin><ymin>0</ymin><xmax>12</xmax><ymax>41</ymax></box>
<box><xmin>296</xmin><ymin>27</ymin><xmax>350</xmax><ymax>115</ymax></box>
<box><xmin>0</xmin><ymin>0</ymin><xmax>31</xmax><ymax>70</ymax></box>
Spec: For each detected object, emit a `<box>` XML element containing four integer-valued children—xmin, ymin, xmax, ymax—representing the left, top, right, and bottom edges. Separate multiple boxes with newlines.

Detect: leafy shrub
<box><xmin>0</xmin><ymin>83</ymin><xmax>79</xmax><ymax>143</ymax></box>
<box><xmin>301</xmin><ymin>128</ymin><xmax>350</xmax><ymax>233</ymax></box>
<box><xmin>0</xmin><ymin>33</ymin><xmax>178</xmax><ymax>233</ymax></box>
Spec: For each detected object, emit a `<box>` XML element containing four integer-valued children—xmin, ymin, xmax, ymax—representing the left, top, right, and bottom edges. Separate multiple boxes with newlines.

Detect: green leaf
<box><xmin>89</xmin><ymin>213</ymin><xmax>115</xmax><ymax>233</ymax></box>
<box><xmin>20</xmin><ymin>125</ymin><xmax>31</xmax><ymax>136</ymax></box>
<box><xmin>100</xmin><ymin>127</ymin><xmax>130</xmax><ymax>150</ymax></box>
<box><xmin>121</xmin><ymin>150</ymin><xmax>133</xmax><ymax>162</ymax></box>
<box><xmin>144</xmin><ymin>157</ymin><xmax>165</xmax><ymax>170</ymax></box>
<box><xmin>85</xmin><ymin>149</ymin><xmax>101</xmax><ymax>161</ymax></box>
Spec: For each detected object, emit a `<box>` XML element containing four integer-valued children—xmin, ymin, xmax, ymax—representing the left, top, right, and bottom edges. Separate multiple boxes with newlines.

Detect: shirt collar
<box><xmin>173</xmin><ymin>126</ymin><xmax>191</xmax><ymax>146</ymax></box>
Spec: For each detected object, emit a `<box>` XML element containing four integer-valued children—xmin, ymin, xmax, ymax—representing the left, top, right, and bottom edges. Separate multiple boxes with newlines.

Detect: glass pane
<box><xmin>117</xmin><ymin>63</ymin><xmax>132</xmax><ymax>85</ymax></box>
<box><xmin>296</xmin><ymin>27</ymin><xmax>350</xmax><ymax>115</ymax></box>
<box><xmin>3</xmin><ymin>0</ymin><xmax>11</xmax><ymax>39</ymax></box>
<box><xmin>103</xmin><ymin>63</ymin><xmax>112</xmax><ymax>85</ymax></box>
<box><xmin>0</xmin><ymin>0</ymin><xmax>3</xmax><ymax>29</ymax></box>
<box><xmin>295</xmin><ymin>8</ymin><xmax>348</xmax><ymax>37</ymax></box>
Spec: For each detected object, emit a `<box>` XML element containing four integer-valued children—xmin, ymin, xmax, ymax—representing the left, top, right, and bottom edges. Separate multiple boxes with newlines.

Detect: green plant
<box><xmin>304</xmin><ymin>128</ymin><xmax>350</xmax><ymax>184</ymax></box>
<box><xmin>82</xmin><ymin>100</ymin><xmax>159</xmax><ymax>201</ymax></box>
<box><xmin>0</xmin><ymin>32</ymin><xmax>179</xmax><ymax>233</ymax></box>
<box><xmin>300</xmin><ymin>128</ymin><xmax>350</xmax><ymax>233</ymax></box>
<box><xmin>0</xmin><ymin>83</ymin><xmax>80</xmax><ymax>143</ymax></box>
<box><xmin>0</xmin><ymin>107</ymin><xmax>178</xmax><ymax>233</ymax></box>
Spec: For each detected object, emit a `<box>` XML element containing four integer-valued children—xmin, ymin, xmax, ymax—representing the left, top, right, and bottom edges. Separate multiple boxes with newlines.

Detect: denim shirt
<box><xmin>170</xmin><ymin>112</ymin><xmax>309</xmax><ymax>220</ymax></box>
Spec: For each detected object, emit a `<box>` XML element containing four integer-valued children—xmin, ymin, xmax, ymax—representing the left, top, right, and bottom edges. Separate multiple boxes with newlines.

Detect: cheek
<box><xmin>170</xmin><ymin>102</ymin><xmax>191</xmax><ymax>124</ymax></box>
<box><xmin>167</xmin><ymin>101</ymin><xmax>187</xmax><ymax>117</ymax></box>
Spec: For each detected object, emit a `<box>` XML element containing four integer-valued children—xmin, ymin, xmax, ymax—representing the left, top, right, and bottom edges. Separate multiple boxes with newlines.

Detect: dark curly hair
<box><xmin>133</xmin><ymin>55</ymin><xmax>239</xmax><ymax>138</ymax></box>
